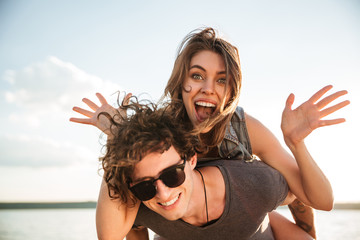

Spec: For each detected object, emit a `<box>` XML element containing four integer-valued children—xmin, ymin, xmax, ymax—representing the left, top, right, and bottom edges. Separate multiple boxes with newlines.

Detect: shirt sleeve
<box><xmin>271</xmin><ymin>169</ymin><xmax>289</xmax><ymax>210</ymax></box>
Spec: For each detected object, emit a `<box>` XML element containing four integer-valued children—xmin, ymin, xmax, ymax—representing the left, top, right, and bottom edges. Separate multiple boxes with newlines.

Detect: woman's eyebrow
<box><xmin>189</xmin><ymin>65</ymin><xmax>206</xmax><ymax>71</ymax></box>
<box><xmin>189</xmin><ymin>65</ymin><xmax>226</xmax><ymax>75</ymax></box>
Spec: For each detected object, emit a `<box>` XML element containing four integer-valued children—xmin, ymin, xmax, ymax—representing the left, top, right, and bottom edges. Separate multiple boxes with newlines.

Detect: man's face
<box><xmin>130</xmin><ymin>146</ymin><xmax>197</xmax><ymax>221</ymax></box>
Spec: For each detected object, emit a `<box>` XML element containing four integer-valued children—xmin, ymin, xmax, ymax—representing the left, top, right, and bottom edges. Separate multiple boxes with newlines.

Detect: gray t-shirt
<box><xmin>134</xmin><ymin>159</ymin><xmax>288</xmax><ymax>240</ymax></box>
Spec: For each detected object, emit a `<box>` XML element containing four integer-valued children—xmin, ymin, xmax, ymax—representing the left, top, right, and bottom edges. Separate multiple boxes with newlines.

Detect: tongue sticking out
<box><xmin>196</xmin><ymin>106</ymin><xmax>213</xmax><ymax>122</ymax></box>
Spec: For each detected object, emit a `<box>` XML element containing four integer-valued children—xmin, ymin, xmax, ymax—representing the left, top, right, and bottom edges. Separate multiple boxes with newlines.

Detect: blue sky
<box><xmin>0</xmin><ymin>0</ymin><xmax>359</xmax><ymax>202</ymax></box>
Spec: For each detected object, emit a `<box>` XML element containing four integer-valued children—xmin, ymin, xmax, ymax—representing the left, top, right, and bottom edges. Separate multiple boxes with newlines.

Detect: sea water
<box><xmin>277</xmin><ymin>208</ymin><xmax>360</xmax><ymax>240</ymax></box>
<box><xmin>0</xmin><ymin>208</ymin><xmax>359</xmax><ymax>239</ymax></box>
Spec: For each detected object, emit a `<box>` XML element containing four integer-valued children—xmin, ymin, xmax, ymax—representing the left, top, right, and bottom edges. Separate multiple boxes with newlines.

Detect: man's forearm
<box><xmin>288</xmin><ymin>199</ymin><xmax>316</xmax><ymax>239</ymax></box>
<box><xmin>126</xmin><ymin>227</ymin><xmax>149</xmax><ymax>240</ymax></box>
<box><xmin>96</xmin><ymin>179</ymin><xmax>140</xmax><ymax>240</ymax></box>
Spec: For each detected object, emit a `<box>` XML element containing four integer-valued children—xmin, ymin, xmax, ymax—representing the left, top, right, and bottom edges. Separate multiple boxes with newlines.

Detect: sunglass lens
<box><xmin>131</xmin><ymin>181</ymin><xmax>156</xmax><ymax>201</ymax></box>
<box><xmin>161</xmin><ymin>167</ymin><xmax>185</xmax><ymax>188</ymax></box>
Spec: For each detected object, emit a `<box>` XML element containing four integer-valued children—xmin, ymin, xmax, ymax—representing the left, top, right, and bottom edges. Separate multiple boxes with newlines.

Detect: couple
<box><xmin>71</xmin><ymin>28</ymin><xmax>349</xmax><ymax>239</ymax></box>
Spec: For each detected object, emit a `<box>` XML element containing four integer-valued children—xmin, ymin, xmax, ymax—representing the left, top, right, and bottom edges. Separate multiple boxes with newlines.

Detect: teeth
<box><xmin>160</xmin><ymin>195</ymin><xmax>179</xmax><ymax>206</ymax></box>
<box><xmin>195</xmin><ymin>101</ymin><xmax>216</xmax><ymax>108</ymax></box>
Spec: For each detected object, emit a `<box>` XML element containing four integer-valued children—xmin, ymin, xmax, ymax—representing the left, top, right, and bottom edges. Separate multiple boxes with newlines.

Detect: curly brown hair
<box><xmin>163</xmin><ymin>27</ymin><xmax>242</xmax><ymax>148</ymax></box>
<box><xmin>99</xmin><ymin>98</ymin><xmax>199</xmax><ymax>206</ymax></box>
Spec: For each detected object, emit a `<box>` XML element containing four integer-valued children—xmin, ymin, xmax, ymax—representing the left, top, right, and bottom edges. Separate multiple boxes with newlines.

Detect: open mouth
<box><xmin>195</xmin><ymin>101</ymin><xmax>216</xmax><ymax>122</ymax></box>
<box><xmin>158</xmin><ymin>193</ymin><xmax>181</xmax><ymax>207</ymax></box>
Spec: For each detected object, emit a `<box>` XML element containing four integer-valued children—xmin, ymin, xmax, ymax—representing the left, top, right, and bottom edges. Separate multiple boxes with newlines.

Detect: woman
<box><xmin>70</xmin><ymin>28</ymin><xmax>349</xmax><ymax>239</ymax></box>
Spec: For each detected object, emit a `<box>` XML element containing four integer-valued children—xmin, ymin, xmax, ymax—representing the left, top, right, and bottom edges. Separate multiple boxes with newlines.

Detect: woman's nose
<box><xmin>201</xmin><ymin>79</ymin><xmax>215</xmax><ymax>94</ymax></box>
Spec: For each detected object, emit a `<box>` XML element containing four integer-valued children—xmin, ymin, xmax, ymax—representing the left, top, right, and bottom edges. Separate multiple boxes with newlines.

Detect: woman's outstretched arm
<box><xmin>247</xmin><ymin>85</ymin><xmax>349</xmax><ymax>210</ymax></box>
<box><xmin>70</xmin><ymin>92</ymin><xmax>132</xmax><ymax>136</ymax></box>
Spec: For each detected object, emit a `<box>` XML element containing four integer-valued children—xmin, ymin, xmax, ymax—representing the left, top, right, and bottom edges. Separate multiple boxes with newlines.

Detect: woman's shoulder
<box><xmin>232</xmin><ymin>106</ymin><xmax>261</xmax><ymax>125</ymax></box>
<box><xmin>233</xmin><ymin>106</ymin><xmax>245</xmax><ymax>121</ymax></box>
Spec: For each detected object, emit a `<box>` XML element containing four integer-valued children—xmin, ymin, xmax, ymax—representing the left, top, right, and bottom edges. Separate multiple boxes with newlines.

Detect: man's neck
<box><xmin>181</xmin><ymin>166</ymin><xmax>225</xmax><ymax>226</ymax></box>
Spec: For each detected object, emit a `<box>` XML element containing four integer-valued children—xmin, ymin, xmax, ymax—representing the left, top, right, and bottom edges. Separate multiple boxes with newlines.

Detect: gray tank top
<box><xmin>135</xmin><ymin>159</ymin><xmax>288</xmax><ymax>239</ymax></box>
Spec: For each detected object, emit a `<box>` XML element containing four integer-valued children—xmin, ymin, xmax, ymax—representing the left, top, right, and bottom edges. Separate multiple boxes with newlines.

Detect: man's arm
<box><xmin>288</xmin><ymin>199</ymin><xmax>316</xmax><ymax>239</ymax></box>
<box><xmin>126</xmin><ymin>227</ymin><xmax>149</xmax><ymax>240</ymax></box>
<box><xmin>96</xmin><ymin>179</ymin><xmax>140</xmax><ymax>240</ymax></box>
<box><xmin>269</xmin><ymin>211</ymin><xmax>313</xmax><ymax>240</ymax></box>
<box><xmin>271</xmin><ymin>179</ymin><xmax>315</xmax><ymax>239</ymax></box>
<box><xmin>279</xmin><ymin>193</ymin><xmax>316</xmax><ymax>238</ymax></box>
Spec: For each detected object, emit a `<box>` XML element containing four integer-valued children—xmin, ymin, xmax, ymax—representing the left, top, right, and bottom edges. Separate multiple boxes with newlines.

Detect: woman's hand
<box><xmin>70</xmin><ymin>92</ymin><xmax>132</xmax><ymax>135</ymax></box>
<box><xmin>281</xmin><ymin>85</ymin><xmax>349</xmax><ymax>149</ymax></box>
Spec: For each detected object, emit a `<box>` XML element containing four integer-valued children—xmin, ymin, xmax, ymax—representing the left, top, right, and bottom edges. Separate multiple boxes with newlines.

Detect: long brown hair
<box><xmin>163</xmin><ymin>27</ymin><xmax>242</xmax><ymax>148</ymax></box>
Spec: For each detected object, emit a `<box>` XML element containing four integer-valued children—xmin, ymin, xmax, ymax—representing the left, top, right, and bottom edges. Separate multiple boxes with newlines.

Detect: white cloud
<box><xmin>3</xmin><ymin>56</ymin><xmax>122</xmax><ymax>111</ymax></box>
<box><xmin>3</xmin><ymin>70</ymin><xmax>16</xmax><ymax>84</ymax></box>
<box><xmin>8</xmin><ymin>113</ymin><xmax>40</xmax><ymax>127</ymax></box>
<box><xmin>2</xmin><ymin>56</ymin><xmax>124</xmax><ymax>128</ymax></box>
<box><xmin>0</xmin><ymin>134</ymin><xmax>99</xmax><ymax>167</ymax></box>
<box><xmin>0</xmin><ymin>57</ymin><xmax>116</xmax><ymax>167</ymax></box>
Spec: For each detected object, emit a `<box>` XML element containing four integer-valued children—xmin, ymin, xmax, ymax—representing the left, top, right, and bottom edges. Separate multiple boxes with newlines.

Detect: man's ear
<box><xmin>189</xmin><ymin>153</ymin><xmax>197</xmax><ymax>170</ymax></box>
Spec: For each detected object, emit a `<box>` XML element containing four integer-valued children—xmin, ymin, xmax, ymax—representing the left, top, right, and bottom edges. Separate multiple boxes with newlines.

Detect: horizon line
<box><xmin>1</xmin><ymin>201</ymin><xmax>360</xmax><ymax>210</ymax></box>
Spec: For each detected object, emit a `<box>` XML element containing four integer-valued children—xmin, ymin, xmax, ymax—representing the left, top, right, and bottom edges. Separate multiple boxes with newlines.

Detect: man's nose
<box><xmin>154</xmin><ymin>179</ymin><xmax>172</xmax><ymax>201</ymax></box>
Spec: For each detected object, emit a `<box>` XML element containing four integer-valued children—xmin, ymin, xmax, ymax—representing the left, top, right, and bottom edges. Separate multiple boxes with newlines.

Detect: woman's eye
<box><xmin>192</xmin><ymin>74</ymin><xmax>203</xmax><ymax>80</ymax></box>
<box><xmin>217</xmin><ymin>78</ymin><xmax>226</xmax><ymax>84</ymax></box>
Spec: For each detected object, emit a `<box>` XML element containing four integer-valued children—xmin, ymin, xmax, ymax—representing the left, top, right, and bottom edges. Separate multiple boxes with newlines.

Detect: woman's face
<box><xmin>182</xmin><ymin>50</ymin><xmax>231</xmax><ymax>129</ymax></box>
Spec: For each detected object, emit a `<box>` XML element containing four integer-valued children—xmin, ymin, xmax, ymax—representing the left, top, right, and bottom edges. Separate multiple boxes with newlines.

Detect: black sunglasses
<box><xmin>129</xmin><ymin>158</ymin><xmax>186</xmax><ymax>201</ymax></box>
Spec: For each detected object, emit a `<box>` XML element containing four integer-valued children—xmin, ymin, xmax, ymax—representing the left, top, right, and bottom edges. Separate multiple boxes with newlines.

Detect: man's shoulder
<box><xmin>197</xmin><ymin>158</ymin><xmax>270</xmax><ymax>170</ymax></box>
<box><xmin>199</xmin><ymin>159</ymin><xmax>286</xmax><ymax>188</ymax></box>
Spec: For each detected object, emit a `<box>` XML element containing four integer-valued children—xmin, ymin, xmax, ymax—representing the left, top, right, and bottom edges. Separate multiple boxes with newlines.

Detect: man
<box><xmin>97</xmin><ymin>101</ymin><xmax>302</xmax><ymax>240</ymax></box>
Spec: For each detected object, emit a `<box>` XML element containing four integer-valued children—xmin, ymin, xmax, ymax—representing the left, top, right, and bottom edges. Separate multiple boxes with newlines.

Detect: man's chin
<box><xmin>160</xmin><ymin>213</ymin><xmax>181</xmax><ymax>221</ymax></box>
